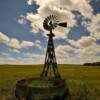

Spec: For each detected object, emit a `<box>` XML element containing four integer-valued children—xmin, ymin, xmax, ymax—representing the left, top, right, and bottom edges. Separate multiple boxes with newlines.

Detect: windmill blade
<box><xmin>58</xmin><ymin>22</ymin><xmax>67</xmax><ymax>27</ymax></box>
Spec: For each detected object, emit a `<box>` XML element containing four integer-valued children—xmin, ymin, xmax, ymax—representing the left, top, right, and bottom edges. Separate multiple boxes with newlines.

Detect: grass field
<box><xmin>0</xmin><ymin>64</ymin><xmax>100</xmax><ymax>100</ymax></box>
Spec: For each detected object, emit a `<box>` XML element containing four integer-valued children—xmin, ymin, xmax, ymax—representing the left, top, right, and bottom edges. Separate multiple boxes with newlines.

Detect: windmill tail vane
<box><xmin>58</xmin><ymin>22</ymin><xmax>67</xmax><ymax>27</ymax></box>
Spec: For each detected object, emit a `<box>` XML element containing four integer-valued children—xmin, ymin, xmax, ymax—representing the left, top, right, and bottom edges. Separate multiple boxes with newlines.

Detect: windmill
<box><xmin>41</xmin><ymin>15</ymin><xmax>67</xmax><ymax>78</ymax></box>
<box><xmin>15</xmin><ymin>15</ymin><xmax>69</xmax><ymax>100</ymax></box>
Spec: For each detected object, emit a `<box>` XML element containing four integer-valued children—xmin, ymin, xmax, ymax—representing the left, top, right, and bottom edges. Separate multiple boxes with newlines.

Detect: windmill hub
<box><xmin>15</xmin><ymin>15</ymin><xmax>69</xmax><ymax>100</ymax></box>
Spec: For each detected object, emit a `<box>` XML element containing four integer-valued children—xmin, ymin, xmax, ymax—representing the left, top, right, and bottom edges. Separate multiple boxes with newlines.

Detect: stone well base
<box><xmin>15</xmin><ymin>77</ymin><xmax>69</xmax><ymax>100</ymax></box>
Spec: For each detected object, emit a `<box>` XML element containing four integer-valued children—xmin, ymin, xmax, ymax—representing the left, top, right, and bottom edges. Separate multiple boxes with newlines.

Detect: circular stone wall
<box><xmin>15</xmin><ymin>77</ymin><xmax>69</xmax><ymax>100</ymax></box>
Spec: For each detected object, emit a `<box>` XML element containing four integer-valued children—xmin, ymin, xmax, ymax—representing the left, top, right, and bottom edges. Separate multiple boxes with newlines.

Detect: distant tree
<box><xmin>84</xmin><ymin>62</ymin><xmax>100</xmax><ymax>66</ymax></box>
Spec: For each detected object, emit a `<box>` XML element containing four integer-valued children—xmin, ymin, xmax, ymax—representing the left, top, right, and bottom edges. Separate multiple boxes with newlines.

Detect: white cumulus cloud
<box><xmin>0</xmin><ymin>32</ymin><xmax>34</xmax><ymax>49</ymax></box>
<box><xmin>76</xmin><ymin>36</ymin><xmax>96</xmax><ymax>47</ymax></box>
<box><xmin>9</xmin><ymin>49</ymin><xmax>20</xmax><ymax>53</ymax></box>
<box><xmin>0</xmin><ymin>32</ymin><xmax>10</xmax><ymax>42</ymax></box>
<box><xmin>25</xmin><ymin>0</ymin><xmax>93</xmax><ymax>39</ymax></box>
<box><xmin>21</xmin><ymin>40</ymin><xmax>34</xmax><ymax>48</ymax></box>
<box><xmin>9</xmin><ymin>39</ymin><xmax>34</xmax><ymax>49</ymax></box>
<box><xmin>87</xmin><ymin>14</ymin><xmax>100</xmax><ymax>39</ymax></box>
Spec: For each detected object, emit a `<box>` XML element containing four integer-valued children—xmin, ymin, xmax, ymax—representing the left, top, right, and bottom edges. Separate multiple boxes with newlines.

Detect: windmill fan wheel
<box><xmin>43</xmin><ymin>15</ymin><xmax>59</xmax><ymax>31</ymax></box>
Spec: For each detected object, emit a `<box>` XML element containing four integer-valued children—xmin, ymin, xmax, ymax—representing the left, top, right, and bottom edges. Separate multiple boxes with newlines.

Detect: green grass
<box><xmin>0</xmin><ymin>64</ymin><xmax>100</xmax><ymax>100</ymax></box>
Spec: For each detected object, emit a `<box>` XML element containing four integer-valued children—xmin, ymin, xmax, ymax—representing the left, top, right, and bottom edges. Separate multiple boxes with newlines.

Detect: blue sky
<box><xmin>0</xmin><ymin>0</ymin><xmax>100</xmax><ymax>64</ymax></box>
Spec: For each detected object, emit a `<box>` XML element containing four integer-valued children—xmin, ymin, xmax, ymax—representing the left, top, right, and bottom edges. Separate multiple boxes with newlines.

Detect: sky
<box><xmin>0</xmin><ymin>0</ymin><xmax>100</xmax><ymax>64</ymax></box>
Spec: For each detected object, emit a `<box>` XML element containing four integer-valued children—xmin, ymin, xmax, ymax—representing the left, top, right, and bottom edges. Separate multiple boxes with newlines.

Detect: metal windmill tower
<box><xmin>41</xmin><ymin>15</ymin><xmax>67</xmax><ymax>78</ymax></box>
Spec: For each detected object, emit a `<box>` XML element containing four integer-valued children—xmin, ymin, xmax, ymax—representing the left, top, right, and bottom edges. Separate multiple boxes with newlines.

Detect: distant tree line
<box><xmin>84</xmin><ymin>62</ymin><xmax>100</xmax><ymax>66</ymax></box>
